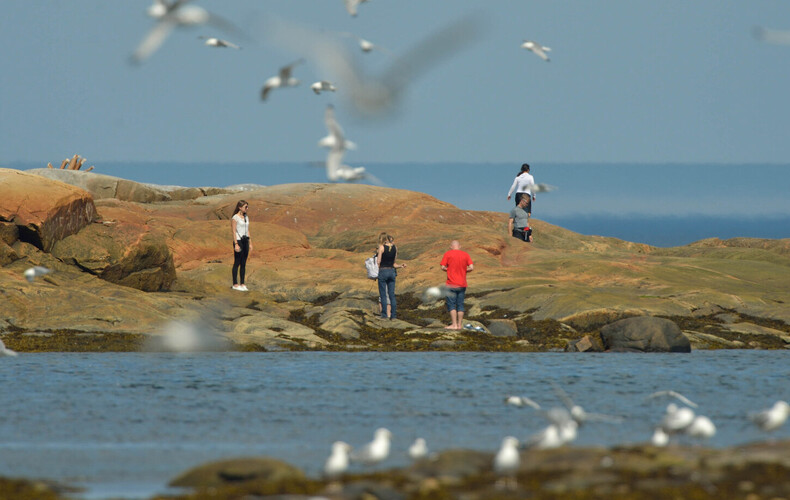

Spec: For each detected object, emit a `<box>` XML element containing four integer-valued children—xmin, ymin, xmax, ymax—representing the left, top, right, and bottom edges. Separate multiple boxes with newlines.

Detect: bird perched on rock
<box><xmin>351</xmin><ymin>428</ymin><xmax>392</xmax><ymax>465</ymax></box>
<box><xmin>749</xmin><ymin>400</ymin><xmax>790</xmax><ymax>432</ymax></box>
<box><xmin>521</xmin><ymin>40</ymin><xmax>551</xmax><ymax>61</ymax></box>
<box><xmin>685</xmin><ymin>414</ymin><xmax>716</xmax><ymax>440</ymax></box>
<box><xmin>24</xmin><ymin>266</ymin><xmax>51</xmax><ymax>283</ymax></box>
<box><xmin>324</xmin><ymin>441</ymin><xmax>352</xmax><ymax>479</ymax></box>
<box><xmin>408</xmin><ymin>438</ymin><xmax>428</xmax><ymax>460</ymax></box>
<box><xmin>261</xmin><ymin>59</ymin><xmax>304</xmax><ymax>101</ymax></box>
<box><xmin>660</xmin><ymin>403</ymin><xmax>696</xmax><ymax>435</ymax></box>
<box><xmin>493</xmin><ymin>436</ymin><xmax>520</xmax><ymax>490</ymax></box>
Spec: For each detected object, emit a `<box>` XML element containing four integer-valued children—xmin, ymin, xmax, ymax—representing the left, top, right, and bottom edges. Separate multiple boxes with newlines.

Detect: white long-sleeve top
<box><xmin>507</xmin><ymin>172</ymin><xmax>536</xmax><ymax>197</ymax></box>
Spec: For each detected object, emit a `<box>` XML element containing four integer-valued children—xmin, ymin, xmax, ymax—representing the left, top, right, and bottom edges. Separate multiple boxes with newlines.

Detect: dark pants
<box><xmin>512</xmin><ymin>227</ymin><xmax>533</xmax><ymax>242</ymax></box>
<box><xmin>232</xmin><ymin>236</ymin><xmax>249</xmax><ymax>285</ymax></box>
<box><xmin>377</xmin><ymin>268</ymin><xmax>397</xmax><ymax>319</ymax></box>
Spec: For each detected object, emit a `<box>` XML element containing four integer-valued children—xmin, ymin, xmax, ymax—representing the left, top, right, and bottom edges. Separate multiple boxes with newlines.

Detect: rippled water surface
<box><xmin>1</xmin><ymin>351</ymin><xmax>789</xmax><ymax>498</ymax></box>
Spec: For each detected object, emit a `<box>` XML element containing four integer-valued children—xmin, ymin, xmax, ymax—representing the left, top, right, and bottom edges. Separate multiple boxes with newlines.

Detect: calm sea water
<box><xmin>1</xmin><ymin>351</ymin><xmax>789</xmax><ymax>499</ymax></box>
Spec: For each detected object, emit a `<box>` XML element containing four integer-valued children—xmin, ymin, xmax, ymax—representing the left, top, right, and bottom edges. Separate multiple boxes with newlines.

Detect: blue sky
<box><xmin>1</xmin><ymin>1</ymin><xmax>790</xmax><ymax>165</ymax></box>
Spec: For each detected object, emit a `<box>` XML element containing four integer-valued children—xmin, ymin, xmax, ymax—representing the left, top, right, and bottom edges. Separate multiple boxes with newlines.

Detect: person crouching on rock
<box><xmin>377</xmin><ymin>233</ymin><xmax>406</xmax><ymax>320</ymax></box>
<box><xmin>508</xmin><ymin>195</ymin><xmax>533</xmax><ymax>243</ymax></box>
<box><xmin>231</xmin><ymin>200</ymin><xmax>252</xmax><ymax>291</ymax></box>
<box><xmin>440</xmin><ymin>240</ymin><xmax>474</xmax><ymax>330</ymax></box>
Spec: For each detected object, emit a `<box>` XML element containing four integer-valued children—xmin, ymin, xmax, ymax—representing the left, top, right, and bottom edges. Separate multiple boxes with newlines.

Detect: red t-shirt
<box><xmin>440</xmin><ymin>249</ymin><xmax>473</xmax><ymax>288</ymax></box>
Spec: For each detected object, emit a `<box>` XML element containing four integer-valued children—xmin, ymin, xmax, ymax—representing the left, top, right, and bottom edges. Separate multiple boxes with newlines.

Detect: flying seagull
<box><xmin>24</xmin><ymin>266</ymin><xmax>51</xmax><ymax>283</ymax></box>
<box><xmin>311</xmin><ymin>80</ymin><xmax>337</xmax><ymax>95</ymax></box>
<box><xmin>319</xmin><ymin>104</ymin><xmax>357</xmax><ymax>151</ymax></box>
<box><xmin>344</xmin><ymin>0</ymin><xmax>370</xmax><ymax>17</ymax></box>
<box><xmin>521</xmin><ymin>40</ymin><xmax>551</xmax><ymax>61</ymax></box>
<box><xmin>340</xmin><ymin>32</ymin><xmax>390</xmax><ymax>53</ymax></box>
<box><xmin>132</xmin><ymin>0</ymin><xmax>246</xmax><ymax>63</ymax></box>
<box><xmin>261</xmin><ymin>59</ymin><xmax>305</xmax><ymax>101</ymax></box>
<box><xmin>199</xmin><ymin>36</ymin><xmax>241</xmax><ymax>49</ymax></box>
<box><xmin>646</xmin><ymin>390</ymin><xmax>699</xmax><ymax>408</ymax></box>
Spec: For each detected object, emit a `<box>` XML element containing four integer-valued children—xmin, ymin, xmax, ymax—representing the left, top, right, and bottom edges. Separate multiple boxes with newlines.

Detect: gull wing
<box><xmin>131</xmin><ymin>18</ymin><xmax>177</xmax><ymax>64</ymax></box>
<box><xmin>326</xmin><ymin>147</ymin><xmax>345</xmax><ymax>181</ymax></box>
<box><xmin>280</xmin><ymin>58</ymin><xmax>305</xmax><ymax>80</ymax></box>
<box><xmin>646</xmin><ymin>390</ymin><xmax>699</xmax><ymax>408</ymax></box>
<box><xmin>753</xmin><ymin>26</ymin><xmax>790</xmax><ymax>45</ymax></box>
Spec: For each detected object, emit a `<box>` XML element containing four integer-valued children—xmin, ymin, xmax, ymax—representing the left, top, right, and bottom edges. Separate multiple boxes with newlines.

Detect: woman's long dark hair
<box><xmin>233</xmin><ymin>200</ymin><xmax>248</xmax><ymax>217</ymax></box>
<box><xmin>517</xmin><ymin>163</ymin><xmax>530</xmax><ymax>176</ymax></box>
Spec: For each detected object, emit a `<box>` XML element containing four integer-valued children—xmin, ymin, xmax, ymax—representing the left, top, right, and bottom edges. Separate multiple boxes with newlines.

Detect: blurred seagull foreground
<box><xmin>261</xmin><ymin>59</ymin><xmax>305</xmax><ymax>101</ymax></box>
<box><xmin>267</xmin><ymin>14</ymin><xmax>485</xmax><ymax>118</ymax></box>
<box><xmin>132</xmin><ymin>0</ymin><xmax>246</xmax><ymax>63</ymax></box>
<box><xmin>24</xmin><ymin>266</ymin><xmax>51</xmax><ymax>283</ymax></box>
<box><xmin>0</xmin><ymin>339</ymin><xmax>18</xmax><ymax>357</ymax></box>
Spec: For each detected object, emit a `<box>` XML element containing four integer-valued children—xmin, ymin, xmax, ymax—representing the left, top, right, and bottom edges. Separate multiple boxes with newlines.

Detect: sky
<box><xmin>0</xmin><ymin>1</ymin><xmax>788</xmax><ymax>244</ymax></box>
<box><xmin>1</xmin><ymin>0</ymin><xmax>790</xmax><ymax>165</ymax></box>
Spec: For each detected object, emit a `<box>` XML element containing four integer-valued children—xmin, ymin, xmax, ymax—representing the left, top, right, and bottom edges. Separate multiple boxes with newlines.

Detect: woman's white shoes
<box><xmin>232</xmin><ymin>284</ymin><xmax>249</xmax><ymax>291</ymax></box>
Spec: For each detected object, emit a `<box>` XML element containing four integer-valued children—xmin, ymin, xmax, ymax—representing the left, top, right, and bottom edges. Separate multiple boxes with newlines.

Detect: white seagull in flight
<box><xmin>319</xmin><ymin>104</ymin><xmax>357</xmax><ymax>151</ymax></box>
<box><xmin>521</xmin><ymin>40</ymin><xmax>551</xmax><ymax>61</ymax></box>
<box><xmin>261</xmin><ymin>59</ymin><xmax>305</xmax><ymax>101</ymax></box>
<box><xmin>344</xmin><ymin>0</ymin><xmax>370</xmax><ymax>17</ymax></box>
<box><xmin>311</xmin><ymin>80</ymin><xmax>337</xmax><ymax>95</ymax></box>
<box><xmin>132</xmin><ymin>1</ymin><xmax>245</xmax><ymax>64</ymax></box>
<box><xmin>199</xmin><ymin>36</ymin><xmax>241</xmax><ymax>49</ymax></box>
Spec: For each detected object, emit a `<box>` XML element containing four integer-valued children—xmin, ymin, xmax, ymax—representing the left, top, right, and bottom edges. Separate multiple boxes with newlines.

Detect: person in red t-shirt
<box><xmin>439</xmin><ymin>240</ymin><xmax>474</xmax><ymax>330</ymax></box>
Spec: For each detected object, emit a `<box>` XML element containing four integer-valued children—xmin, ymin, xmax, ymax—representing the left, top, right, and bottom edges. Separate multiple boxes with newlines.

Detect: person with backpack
<box><xmin>377</xmin><ymin>233</ymin><xmax>406</xmax><ymax>320</ymax></box>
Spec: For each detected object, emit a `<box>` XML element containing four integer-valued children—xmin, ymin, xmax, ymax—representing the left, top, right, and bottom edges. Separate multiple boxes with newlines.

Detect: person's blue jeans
<box><xmin>445</xmin><ymin>287</ymin><xmax>466</xmax><ymax>312</ymax></box>
<box><xmin>377</xmin><ymin>268</ymin><xmax>397</xmax><ymax>319</ymax></box>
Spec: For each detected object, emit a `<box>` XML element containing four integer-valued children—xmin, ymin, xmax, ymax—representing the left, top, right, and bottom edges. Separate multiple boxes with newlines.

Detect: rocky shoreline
<box><xmin>2</xmin><ymin>167</ymin><xmax>790</xmax><ymax>353</ymax></box>
<box><xmin>4</xmin><ymin>440</ymin><xmax>790</xmax><ymax>499</ymax></box>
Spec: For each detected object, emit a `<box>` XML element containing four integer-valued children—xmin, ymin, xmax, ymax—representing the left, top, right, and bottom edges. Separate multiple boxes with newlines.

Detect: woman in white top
<box><xmin>231</xmin><ymin>200</ymin><xmax>252</xmax><ymax>291</ymax></box>
<box><xmin>506</xmin><ymin>163</ymin><xmax>536</xmax><ymax>216</ymax></box>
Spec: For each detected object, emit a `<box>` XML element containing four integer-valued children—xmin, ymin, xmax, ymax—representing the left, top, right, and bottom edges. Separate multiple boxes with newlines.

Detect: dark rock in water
<box><xmin>566</xmin><ymin>334</ymin><xmax>600</xmax><ymax>352</ymax></box>
<box><xmin>601</xmin><ymin>316</ymin><xmax>691</xmax><ymax>353</ymax></box>
<box><xmin>169</xmin><ymin>457</ymin><xmax>306</xmax><ymax>489</ymax></box>
<box><xmin>486</xmin><ymin>319</ymin><xmax>518</xmax><ymax>337</ymax></box>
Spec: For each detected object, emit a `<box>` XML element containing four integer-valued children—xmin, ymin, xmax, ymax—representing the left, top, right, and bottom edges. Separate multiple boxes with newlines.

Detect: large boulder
<box><xmin>600</xmin><ymin>316</ymin><xmax>691</xmax><ymax>353</ymax></box>
<box><xmin>169</xmin><ymin>457</ymin><xmax>305</xmax><ymax>489</ymax></box>
<box><xmin>51</xmin><ymin>220</ymin><xmax>176</xmax><ymax>292</ymax></box>
<box><xmin>0</xmin><ymin>168</ymin><xmax>96</xmax><ymax>252</ymax></box>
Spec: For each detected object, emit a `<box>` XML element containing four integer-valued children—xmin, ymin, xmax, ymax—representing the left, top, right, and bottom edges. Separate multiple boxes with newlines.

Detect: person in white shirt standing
<box><xmin>231</xmin><ymin>200</ymin><xmax>252</xmax><ymax>291</ymax></box>
<box><xmin>506</xmin><ymin>163</ymin><xmax>537</xmax><ymax>216</ymax></box>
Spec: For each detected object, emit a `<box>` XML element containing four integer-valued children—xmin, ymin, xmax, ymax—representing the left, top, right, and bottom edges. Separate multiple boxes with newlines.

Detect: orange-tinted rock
<box><xmin>0</xmin><ymin>168</ymin><xmax>96</xmax><ymax>252</ymax></box>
